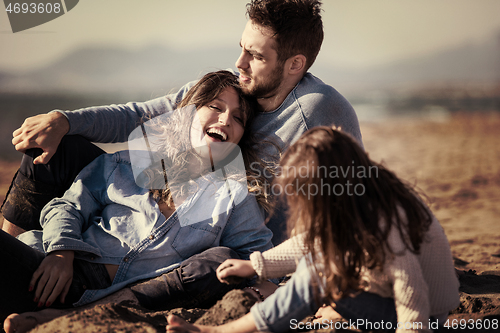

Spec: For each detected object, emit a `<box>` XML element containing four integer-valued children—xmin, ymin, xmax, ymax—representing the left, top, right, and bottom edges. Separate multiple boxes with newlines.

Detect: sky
<box><xmin>1</xmin><ymin>0</ymin><xmax>500</xmax><ymax>74</ymax></box>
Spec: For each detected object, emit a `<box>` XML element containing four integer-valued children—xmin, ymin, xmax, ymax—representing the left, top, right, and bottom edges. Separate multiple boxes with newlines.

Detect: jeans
<box><xmin>130</xmin><ymin>246</ymin><xmax>246</xmax><ymax>310</ymax></box>
<box><xmin>1</xmin><ymin>135</ymin><xmax>105</xmax><ymax>231</ymax></box>
<box><xmin>0</xmin><ymin>229</ymin><xmax>111</xmax><ymax>323</ymax></box>
<box><xmin>251</xmin><ymin>256</ymin><xmax>398</xmax><ymax>332</ymax></box>
<box><xmin>1</xmin><ymin>230</ymin><xmax>247</xmax><ymax>322</ymax></box>
<box><xmin>334</xmin><ymin>292</ymin><xmax>398</xmax><ymax>332</ymax></box>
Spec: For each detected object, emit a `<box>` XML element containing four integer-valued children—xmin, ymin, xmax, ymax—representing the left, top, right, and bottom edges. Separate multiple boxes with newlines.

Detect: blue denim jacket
<box><xmin>56</xmin><ymin>71</ymin><xmax>362</xmax><ymax>246</ymax></box>
<box><xmin>19</xmin><ymin>151</ymin><xmax>273</xmax><ymax>306</ymax></box>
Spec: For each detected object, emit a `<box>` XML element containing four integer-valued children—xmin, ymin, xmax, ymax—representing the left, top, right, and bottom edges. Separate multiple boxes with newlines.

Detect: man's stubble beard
<box><xmin>241</xmin><ymin>63</ymin><xmax>284</xmax><ymax>100</ymax></box>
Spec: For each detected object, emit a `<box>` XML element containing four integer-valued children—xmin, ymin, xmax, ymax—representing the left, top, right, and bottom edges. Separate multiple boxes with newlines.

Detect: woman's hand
<box><xmin>216</xmin><ymin>259</ymin><xmax>256</xmax><ymax>284</ymax></box>
<box><xmin>30</xmin><ymin>250</ymin><xmax>74</xmax><ymax>307</ymax></box>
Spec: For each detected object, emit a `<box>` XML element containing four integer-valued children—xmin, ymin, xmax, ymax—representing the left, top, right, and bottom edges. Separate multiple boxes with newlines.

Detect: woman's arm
<box><xmin>33</xmin><ymin>154</ymin><xmax>120</xmax><ymax>306</ymax></box>
<box><xmin>40</xmin><ymin>154</ymin><xmax>114</xmax><ymax>255</ymax></box>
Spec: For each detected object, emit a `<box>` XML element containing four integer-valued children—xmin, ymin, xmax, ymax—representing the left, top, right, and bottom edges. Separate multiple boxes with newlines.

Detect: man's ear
<box><xmin>287</xmin><ymin>54</ymin><xmax>307</xmax><ymax>75</ymax></box>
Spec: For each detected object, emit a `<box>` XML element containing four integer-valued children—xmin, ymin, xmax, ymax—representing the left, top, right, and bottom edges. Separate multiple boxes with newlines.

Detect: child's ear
<box><xmin>287</xmin><ymin>54</ymin><xmax>307</xmax><ymax>75</ymax></box>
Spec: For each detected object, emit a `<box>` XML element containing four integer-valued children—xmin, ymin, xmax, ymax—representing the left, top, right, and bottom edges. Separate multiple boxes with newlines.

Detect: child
<box><xmin>167</xmin><ymin>126</ymin><xmax>460</xmax><ymax>333</ymax></box>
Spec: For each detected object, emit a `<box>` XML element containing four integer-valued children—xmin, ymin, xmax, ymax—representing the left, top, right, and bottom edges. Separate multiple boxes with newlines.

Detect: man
<box><xmin>1</xmin><ymin>0</ymin><xmax>361</xmax><ymax>317</ymax></box>
<box><xmin>3</xmin><ymin>0</ymin><xmax>362</xmax><ymax>243</ymax></box>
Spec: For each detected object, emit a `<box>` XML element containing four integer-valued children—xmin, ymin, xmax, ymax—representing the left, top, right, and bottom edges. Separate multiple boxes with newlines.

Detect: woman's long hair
<box><xmin>275</xmin><ymin>126</ymin><xmax>433</xmax><ymax>301</ymax></box>
<box><xmin>147</xmin><ymin>70</ymin><xmax>272</xmax><ymax>211</ymax></box>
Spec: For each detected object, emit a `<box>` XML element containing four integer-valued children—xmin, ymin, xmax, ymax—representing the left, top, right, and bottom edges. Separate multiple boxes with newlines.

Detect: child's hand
<box><xmin>30</xmin><ymin>250</ymin><xmax>74</xmax><ymax>307</ymax></box>
<box><xmin>216</xmin><ymin>259</ymin><xmax>256</xmax><ymax>284</ymax></box>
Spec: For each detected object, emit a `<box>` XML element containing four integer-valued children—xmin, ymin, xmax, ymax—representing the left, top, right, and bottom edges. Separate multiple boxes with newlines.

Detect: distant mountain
<box><xmin>0</xmin><ymin>45</ymin><xmax>240</xmax><ymax>95</ymax></box>
<box><xmin>0</xmin><ymin>71</ymin><xmax>14</xmax><ymax>86</ymax></box>
<box><xmin>315</xmin><ymin>35</ymin><xmax>500</xmax><ymax>94</ymax></box>
<box><xmin>0</xmin><ymin>34</ymin><xmax>499</xmax><ymax>96</ymax></box>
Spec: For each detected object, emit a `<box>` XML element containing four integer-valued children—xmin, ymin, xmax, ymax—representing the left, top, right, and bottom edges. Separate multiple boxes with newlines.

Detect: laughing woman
<box><xmin>0</xmin><ymin>71</ymin><xmax>274</xmax><ymax>327</ymax></box>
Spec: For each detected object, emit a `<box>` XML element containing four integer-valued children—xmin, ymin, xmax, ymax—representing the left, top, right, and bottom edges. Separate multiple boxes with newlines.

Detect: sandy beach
<box><xmin>1</xmin><ymin>112</ymin><xmax>500</xmax><ymax>332</ymax></box>
<box><xmin>363</xmin><ymin>112</ymin><xmax>500</xmax><ymax>274</ymax></box>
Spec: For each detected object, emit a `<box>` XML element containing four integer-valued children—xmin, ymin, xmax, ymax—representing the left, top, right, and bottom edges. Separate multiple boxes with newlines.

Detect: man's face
<box><xmin>235</xmin><ymin>20</ymin><xmax>284</xmax><ymax>99</ymax></box>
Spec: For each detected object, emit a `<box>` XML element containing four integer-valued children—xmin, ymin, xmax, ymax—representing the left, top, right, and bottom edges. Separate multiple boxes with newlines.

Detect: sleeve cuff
<box><xmin>49</xmin><ymin>110</ymin><xmax>72</xmax><ymax>134</ymax></box>
<box><xmin>250</xmin><ymin>251</ymin><xmax>266</xmax><ymax>279</ymax></box>
<box><xmin>44</xmin><ymin>237</ymin><xmax>101</xmax><ymax>257</ymax></box>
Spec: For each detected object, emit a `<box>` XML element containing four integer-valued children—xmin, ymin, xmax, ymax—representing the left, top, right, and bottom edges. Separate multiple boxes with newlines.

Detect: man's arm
<box><xmin>12</xmin><ymin>111</ymin><xmax>70</xmax><ymax>164</ymax></box>
<box><xmin>12</xmin><ymin>80</ymin><xmax>196</xmax><ymax>164</ymax></box>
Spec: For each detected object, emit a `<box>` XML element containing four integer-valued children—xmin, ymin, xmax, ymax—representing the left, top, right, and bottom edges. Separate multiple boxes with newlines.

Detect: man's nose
<box><xmin>235</xmin><ymin>51</ymin><xmax>249</xmax><ymax>70</ymax></box>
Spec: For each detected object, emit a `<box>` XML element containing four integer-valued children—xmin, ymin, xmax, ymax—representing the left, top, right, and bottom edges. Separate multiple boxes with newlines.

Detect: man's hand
<box><xmin>12</xmin><ymin>112</ymin><xmax>70</xmax><ymax>164</ymax></box>
<box><xmin>216</xmin><ymin>259</ymin><xmax>256</xmax><ymax>284</ymax></box>
<box><xmin>30</xmin><ymin>250</ymin><xmax>74</xmax><ymax>307</ymax></box>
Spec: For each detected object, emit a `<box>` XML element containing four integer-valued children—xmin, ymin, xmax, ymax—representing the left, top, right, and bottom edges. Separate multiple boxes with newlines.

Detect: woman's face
<box><xmin>190</xmin><ymin>87</ymin><xmax>246</xmax><ymax>162</ymax></box>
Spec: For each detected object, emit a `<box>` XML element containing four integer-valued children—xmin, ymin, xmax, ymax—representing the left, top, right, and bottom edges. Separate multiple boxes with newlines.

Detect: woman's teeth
<box><xmin>206</xmin><ymin>128</ymin><xmax>227</xmax><ymax>141</ymax></box>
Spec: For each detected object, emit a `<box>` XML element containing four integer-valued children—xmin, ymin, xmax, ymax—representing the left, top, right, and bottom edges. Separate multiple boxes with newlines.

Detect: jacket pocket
<box><xmin>171</xmin><ymin>221</ymin><xmax>221</xmax><ymax>259</ymax></box>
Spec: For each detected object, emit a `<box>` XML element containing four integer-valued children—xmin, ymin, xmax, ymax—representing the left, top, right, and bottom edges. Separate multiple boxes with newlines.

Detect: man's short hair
<box><xmin>246</xmin><ymin>0</ymin><xmax>323</xmax><ymax>71</ymax></box>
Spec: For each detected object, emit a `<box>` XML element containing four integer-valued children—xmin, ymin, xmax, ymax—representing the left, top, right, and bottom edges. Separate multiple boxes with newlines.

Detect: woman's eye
<box><xmin>209</xmin><ymin>105</ymin><xmax>221</xmax><ymax>111</ymax></box>
<box><xmin>234</xmin><ymin>115</ymin><xmax>244</xmax><ymax>124</ymax></box>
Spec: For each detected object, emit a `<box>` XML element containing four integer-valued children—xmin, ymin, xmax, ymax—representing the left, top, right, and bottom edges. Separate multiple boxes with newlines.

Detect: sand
<box><xmin>362</xmin><ymin>112</ymin><xmax>500</xmax><ymax>275</ymax></box>
<box><xmin>1</xmin><ymin>112</ymin><xmax>499</xmax><ymax>332</ymax></box>
<box><xmin>361</xmin><ymin>112</ymin><xmax>500</xmax><ymax>332</ymax></box>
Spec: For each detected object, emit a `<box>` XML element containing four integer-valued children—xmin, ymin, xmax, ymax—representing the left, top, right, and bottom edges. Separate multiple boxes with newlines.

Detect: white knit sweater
<box><xmin>249</xmin><ymin>214</ymin><xmax>460</xmax><ymax>333</ymax></box>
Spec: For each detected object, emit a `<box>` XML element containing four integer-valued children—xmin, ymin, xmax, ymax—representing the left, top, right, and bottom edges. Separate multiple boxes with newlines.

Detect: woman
<box><xmin>166</xmin><ymin>127</ymin><xmax>459</xmax><ymax>333</ymax></box>
<box><xmin>0</xmin><ymin>70</ymin><xmax>273</xmax><ymax>323</ymax></box>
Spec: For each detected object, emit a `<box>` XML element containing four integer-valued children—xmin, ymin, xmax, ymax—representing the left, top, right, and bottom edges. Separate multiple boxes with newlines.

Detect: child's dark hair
<box><xmin>275</xmin><ymin>126</ymin><xmax>432</xmax><ymax>300</ymax></box>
